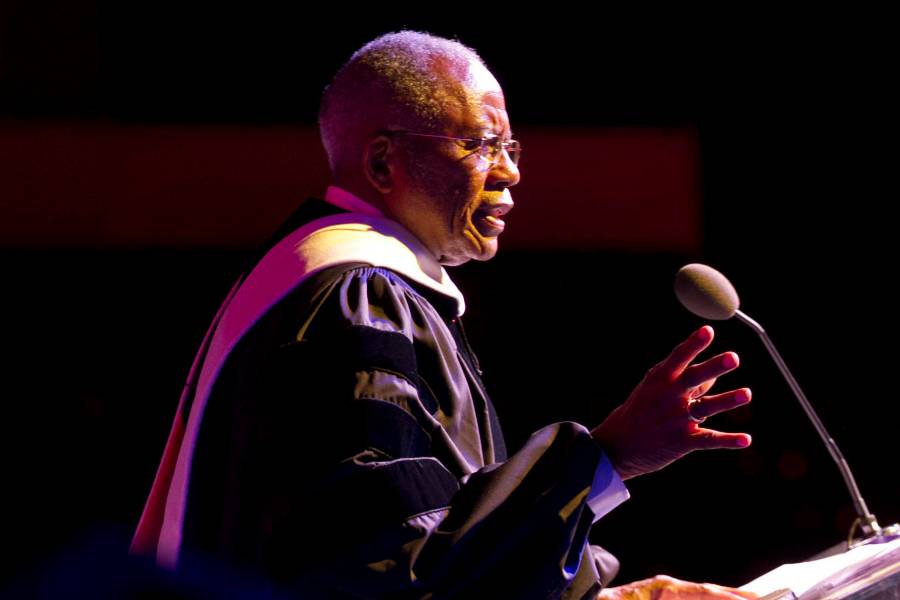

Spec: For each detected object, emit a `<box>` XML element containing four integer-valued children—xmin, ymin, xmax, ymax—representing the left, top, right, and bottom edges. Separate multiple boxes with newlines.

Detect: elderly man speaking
<box><xmin>131</xmin><ymin>31</ymin><xmax>756</xmax><ymax>600</ymax></box>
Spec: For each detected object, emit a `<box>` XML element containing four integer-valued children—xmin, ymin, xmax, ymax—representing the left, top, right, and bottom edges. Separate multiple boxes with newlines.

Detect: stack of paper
<box><xmin>741</xmin><ymin>536</ymin><xmax>900</xmax><ymax>599</ymax></box>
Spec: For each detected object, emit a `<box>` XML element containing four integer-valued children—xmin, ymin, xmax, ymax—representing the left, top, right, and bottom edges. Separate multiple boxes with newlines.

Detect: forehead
<box><xmin>446</xmin><ymin>61</ymin><xmax>510</xmax><ymax>134</ymax></box>
<box><xmin>464</xmin><ymin>61</ymin><xmax>501</xmax><ymax>95</ymax></box>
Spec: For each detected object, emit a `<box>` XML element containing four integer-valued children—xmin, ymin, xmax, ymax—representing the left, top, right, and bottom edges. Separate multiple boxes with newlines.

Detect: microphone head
<box><xmin>674</xmin><ymin>263</ymin><xmax>740</xmax><ymax>320</ymax></box>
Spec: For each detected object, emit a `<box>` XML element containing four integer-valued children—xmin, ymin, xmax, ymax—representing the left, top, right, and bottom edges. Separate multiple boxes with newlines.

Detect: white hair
<box><xmin>318</xmin><ymin>31</ymin><xmax>486</xmax><ymax>177</ymax></box>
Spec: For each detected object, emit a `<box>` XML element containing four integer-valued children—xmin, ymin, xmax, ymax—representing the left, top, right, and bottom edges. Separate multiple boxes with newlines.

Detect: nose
<box><xmin>488</xmin><ymin>146</ymin><xmax>520</xmax><ymax>188</ymax></box>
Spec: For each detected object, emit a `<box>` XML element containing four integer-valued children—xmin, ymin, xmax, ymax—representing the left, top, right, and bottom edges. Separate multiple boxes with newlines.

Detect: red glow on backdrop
<box><xmin>506</xmin><ymin>127</ymin><xmax>700</xmax><ymax>253</ymax></box>
<box><xmin>0</xmin><ymin>122</ymin><xmax>700</xmax><ymax>252</ymax></box>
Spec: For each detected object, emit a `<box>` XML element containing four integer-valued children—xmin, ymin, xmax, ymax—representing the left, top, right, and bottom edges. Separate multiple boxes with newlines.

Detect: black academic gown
<box><xmin>133</xmin><ymin>199</ymin><xmax>620</xmax><ymax>599</ymax></box>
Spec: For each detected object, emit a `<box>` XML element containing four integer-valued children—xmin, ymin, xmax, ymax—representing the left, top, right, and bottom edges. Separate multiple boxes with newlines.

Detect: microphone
<box><xmin>673</xmin><ymin>263</ymin><xmax>739</xmax><ymax>320</ymax></box>
<box><xmin>674</xmin><ymin>263</ymin><xmax>899</xmax><ymax>545</ymax></box>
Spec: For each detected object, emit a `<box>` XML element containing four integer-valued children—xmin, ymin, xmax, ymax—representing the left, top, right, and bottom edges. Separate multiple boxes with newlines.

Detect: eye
<box><xmin>505</xmin><ymin>140</ymin><xmax>521</xmax><ymax>165</ymax></box>
<box><xmin>460</xmin><ymin>139</ymin><xmax>483</xmax><ymax>152</ymax></box>
<box><xmin>484</xmin><ymin>135</ymin><xmax>501</xmax><ymax>148</ymax></box>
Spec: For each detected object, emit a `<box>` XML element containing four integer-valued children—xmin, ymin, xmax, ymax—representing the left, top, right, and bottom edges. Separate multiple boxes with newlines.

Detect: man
<box><xmin>132</xmin><ymin>32</ymin><xmax>755</xmax><ymax>599</ymax></box>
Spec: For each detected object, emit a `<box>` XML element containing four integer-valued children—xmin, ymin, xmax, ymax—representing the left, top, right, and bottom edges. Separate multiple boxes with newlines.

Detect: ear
<box><xmin>363</xmin><ymin>135</ymin><xmax>396</xmax><ymax>195</ymax></box>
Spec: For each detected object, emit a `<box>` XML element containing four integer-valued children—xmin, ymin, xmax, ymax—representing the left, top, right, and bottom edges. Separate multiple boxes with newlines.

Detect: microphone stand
<box><xmin>734</xmin><ymin>309</ymin><xmax>899</xmax><ymax>546</ymax></box>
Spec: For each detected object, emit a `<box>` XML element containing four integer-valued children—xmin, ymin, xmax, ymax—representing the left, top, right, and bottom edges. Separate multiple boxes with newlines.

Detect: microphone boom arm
<box><xmin>733</xmin><ymin>309</ymin><xmax>893</xmax><ymax>542</ymax></box>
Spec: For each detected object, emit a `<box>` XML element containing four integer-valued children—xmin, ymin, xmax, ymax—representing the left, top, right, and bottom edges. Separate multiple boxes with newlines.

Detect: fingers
<box><xmin>605</xmin><ymin>575</ymin><xmax>758</xmax><ymax>600</ymax></box>
<box><xmin>659</xmin><ymin>325</ymin><xmax>715</xmax><ymax>376</ymax></box>
<box><xmin>688</xmin><ymin>378</ymin><xmax>716</xmax><ymax>400</ymax></box>
<box><xmin>688</xmin><ymin>388</ymin><xmax>751</xmax><ymax>420</ymax></box>
<box><xmin>681</xmin><ymin>352</ymin><xmax>739</xmax><ymax>390</ymax></box>
<box><xmin>657</xmin><ymin>575</ymin><xmax>758</xmax><ymax>600</ymax></box>
<box><xmin>693</xmin><ymin>428</ymin><xmax>752</xmax><ymax>450</ymax></box>
<box><xmin>683</xmin><ymin>583</ymin><xmax>759</xmax><ymax>600</ymax></box>
<box><xmin>658</xmin><ymin>583</ymin><xmax>758</xmax><ymax>600</ymax></box>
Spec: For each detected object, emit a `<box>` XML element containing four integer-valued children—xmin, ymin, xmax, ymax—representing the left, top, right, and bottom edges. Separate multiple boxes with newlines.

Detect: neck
<box><xmin>330</xmin><ymin>177</ymin><xmax>392</xmax><ymax>216</ymax></box>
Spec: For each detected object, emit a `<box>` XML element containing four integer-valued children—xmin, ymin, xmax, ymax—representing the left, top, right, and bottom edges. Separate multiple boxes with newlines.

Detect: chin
<box><xmin>438</xmin><ymin>233</ymin><xmax>500</xmax><ymax>266</ymax></box>
<box><xmin>466</xmin><ymin>239</ymin><xmax>500</xmax><ymax>264</ymax></box>
<box><xmin>439</xmin><ymin>245</ymin><xmax>498</xmax><ymax>266</ymax></box>
<box><xmin>473</xmin><ymin>242</ymin><xmax>499</xmax><ymax>262</ymax></box>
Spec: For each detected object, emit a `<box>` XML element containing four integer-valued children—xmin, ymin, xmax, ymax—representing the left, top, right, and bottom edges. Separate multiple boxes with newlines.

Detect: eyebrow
<box><xmin>471</xmin><ymin>115</ymin><xmax>513</xmax><ymax>139</ymax></box>
<box><xmin>490</xmin><ymin>130</ymin><xmax>514</xmax><ymax>140</ymax></box>
<box><xmin>460</xmin><ymin>121</ymin><xmax>514</xmax><ymax>140</ymax></box>
<box><xmin>476</xmin><ymin>127</ymin><xmax>514</xmax><ymax>139</ymax></box>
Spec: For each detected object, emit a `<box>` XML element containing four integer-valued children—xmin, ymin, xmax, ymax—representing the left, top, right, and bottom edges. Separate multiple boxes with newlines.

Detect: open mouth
<box><xmin>472</xmin><ymin>194</ymin><xmax>513</xmax><ymax>238</ymax></box>
<box><xmin>473</xmin><ymin>208</ymin><xmax>506</xmax><ymax>237</ymax></box>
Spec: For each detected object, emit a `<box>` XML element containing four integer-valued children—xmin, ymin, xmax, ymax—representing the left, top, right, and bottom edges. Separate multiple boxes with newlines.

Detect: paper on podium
<box><xmin>741</xmin><ymin>536</ymin><xmax>900</xmax><ymax>599</ymax></box>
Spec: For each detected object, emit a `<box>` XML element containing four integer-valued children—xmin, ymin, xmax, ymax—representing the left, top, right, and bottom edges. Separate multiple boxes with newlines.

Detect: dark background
<box><xmin>2</xmin><ymin>3</ymin><xmax>898</xmax><ymax>594</ymax></box>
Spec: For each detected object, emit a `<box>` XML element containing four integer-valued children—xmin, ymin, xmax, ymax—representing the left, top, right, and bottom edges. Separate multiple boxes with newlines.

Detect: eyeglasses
<box><xmin>382</xmin><ymin>131</ymin><xmax>521</xmax><ymax>166</ymax></box>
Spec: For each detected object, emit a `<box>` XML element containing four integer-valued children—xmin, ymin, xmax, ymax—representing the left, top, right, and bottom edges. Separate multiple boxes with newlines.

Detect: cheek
<box><xmin>455</xmin><ymin>175</ymin><xmax>487</xmax><ymax>213</ymax></box>
<box><xmin>405</xmin><ymin>154</ymin><xmax>485</xmax><ymax>224</ymax></box>
<box><xmin>451</xmin><ymin>187</ymin><xmax>482</xmax><ymax>229</ymax></box>
<box><xmin>437</xmin><ymin>176</ymin><xmax>481</xmax><ymax>223</ymax></box>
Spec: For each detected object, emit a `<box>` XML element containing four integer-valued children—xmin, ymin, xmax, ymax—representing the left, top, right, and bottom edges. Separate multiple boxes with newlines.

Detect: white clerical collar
<box><xmin>319</xmin><ymin>185</ymin><xmax>465</xmax><ymax>314</ymax></box>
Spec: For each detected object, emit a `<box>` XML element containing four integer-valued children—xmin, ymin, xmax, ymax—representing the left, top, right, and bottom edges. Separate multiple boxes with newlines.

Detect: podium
<box><xmin>742</xmin><ymin>537</ymin><xmax>900</xmax><ymax>600</ymax></box>
<box><xmin>829</xmin><ymin>564</ymin><xmax>900</xmax><ymax>600</ymax></box>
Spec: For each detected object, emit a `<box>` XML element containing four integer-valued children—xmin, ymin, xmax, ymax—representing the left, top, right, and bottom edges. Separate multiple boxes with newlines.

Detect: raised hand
<box><xmin>591</xmin><ymin>326</ymin><xmax>752</xmax><ymax>480</ymax></box>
